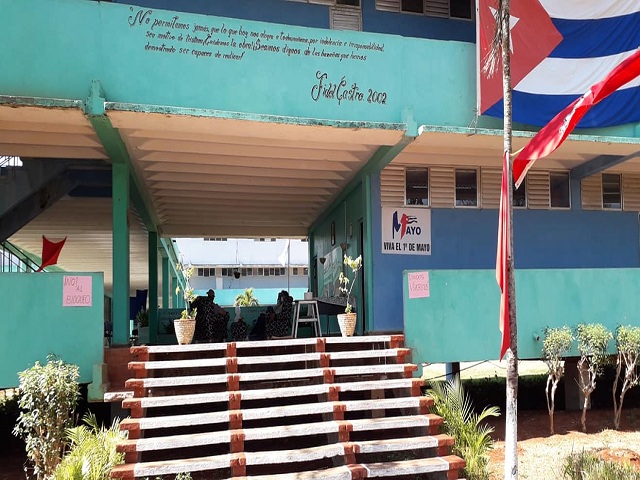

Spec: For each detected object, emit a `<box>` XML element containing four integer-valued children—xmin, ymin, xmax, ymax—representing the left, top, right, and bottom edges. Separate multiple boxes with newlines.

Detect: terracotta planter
<box><xmin>337</xmin><ymin>313</ymin><xmax>357</xmax><ymax>337</ymax></box>
<box><xmin>174</xmin><ymin>318</ymin><xmax>195</xmax><ymax>345</ymax></box>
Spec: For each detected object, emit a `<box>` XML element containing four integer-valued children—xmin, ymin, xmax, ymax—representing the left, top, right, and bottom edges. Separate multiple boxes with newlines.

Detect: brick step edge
<box><xmin>111</xmin><ymin>448</ymin><xmax>461</xmax><ymax>479</ymax></box>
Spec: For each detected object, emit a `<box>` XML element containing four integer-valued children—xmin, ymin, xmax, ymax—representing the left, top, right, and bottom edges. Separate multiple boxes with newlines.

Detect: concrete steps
<box><xmin>111</xmin><ymin>335</ymin><xmax>464</xmax><ymax>479</ymax></box>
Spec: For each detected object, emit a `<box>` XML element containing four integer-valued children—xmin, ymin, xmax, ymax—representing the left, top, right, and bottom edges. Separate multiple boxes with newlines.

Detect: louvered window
<box><xmin>513</xmin><ymin>177</ymin><xmax>526</xmax><ymax>208</ymax></box>
<box><xmin>430</xmin><ymin>167</ymin><xmax>455</xmax><ymax>207</ymax></box>
<box><xmin>549</xmin><ymin>172</ymin><xmax>570</xmax><ymax>209</ymax></box>
<box><xmin>526</xmin><ymin>171</ymin><xmax>550</xmax><ymax>209</ymax></box>
<box><xmin>622</xmin><ymin>174</ymin><xmax>640</xmax><ymax>211</ymax></box>
<box><xmin>376</xmin><ymin>0</ymin><xmax>472</xmax><ymax>19</ymax></box>
<box><xmin>405</xmin><ymin>168</ymin><xmax>429</xmax><ymax>206</ymax></box>
<box><xmin>602</xmin><ymin>173</ymin><xmax>622</xmax><ymax>210</ymax></box>
<box><xmin>380</xmin><ymin>165</ymin><xmax>405</xmax><ymax>206</ymax></box>
<box><xmin>480</xmin><ymin>168</ymin><xmax>500</xmax><ymax>208</ymax></box>
<box><xmin>330</xmin><ymin>5</ymin><xmax>362</xmax><ymax>31</ymax></box>
<box><xmin>455</xmin><ymin>169</ymin><xmax>478</xmax><ymax>207</ymax></box>
<box><xmin>581</xmin><ymin>175</ymin><xmax>602</xmax><ymax>210</ymax></box>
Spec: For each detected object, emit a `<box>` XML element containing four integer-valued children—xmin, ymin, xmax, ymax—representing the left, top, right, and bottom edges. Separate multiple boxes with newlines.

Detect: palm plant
<box><xmin>234</xmin><ymin>287</ymin><xmax>260</xmax><ymax>306</ymax></box>
<box><xmin>427</xmin><ymin>378</ymin><xmax>499</xmax><ymax>480</ymax></box>
<box><xmin>52</xmin><ymin>413</ymin><xmax>126</xmax><ymax>480</ymax></box>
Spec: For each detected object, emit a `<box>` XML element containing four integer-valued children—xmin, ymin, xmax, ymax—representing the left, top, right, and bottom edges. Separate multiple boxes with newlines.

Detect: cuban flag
<box><xmin>478</xmin><ymin>0</ymin><xmax>640</xmax><ymax>128</ymax></box>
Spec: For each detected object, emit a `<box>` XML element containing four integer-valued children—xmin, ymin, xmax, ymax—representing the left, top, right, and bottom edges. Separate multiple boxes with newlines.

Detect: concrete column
<box><xmin>161</xmin><ymin>256</ymin><xmax>169</xmax><ymax>308</ymax></box>
<box><xmin>112</xmin><ymin>162</ymin><xmax>130</xmax><ymax>346</ymax></box>
<box><xmin>148</xmin><ymin>231</ymin><xmax>158</xmax><ymax>344</ymax></box>
<box><xmin>172</xmin><ymin>275</ymin><xmax>178</xmax><ymax>308</ymax></box>
<box><xmin>445</xmin><ymin>362</ymin><xmax>460</xmax><ymax>382</ymax></box>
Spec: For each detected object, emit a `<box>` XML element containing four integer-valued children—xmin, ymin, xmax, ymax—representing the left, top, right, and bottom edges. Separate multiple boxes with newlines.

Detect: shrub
<box><xmin>542</xmin><ymin>326</ymin><xmax>573</xmax><ymax>434</ymax></box>
<box><xmin>613</xmin><ymin>324</ymin><xmax>640</xmax><ymax>430</ymax></box>
<box><xmin>52</xmin><ymin>413</ymin><xmax>126</xmax><ymax>480</ymax></box>
<box><xmin>13</xmin><ymin>357</ymin><xmax>80</xmax><ymax>479</ymax></box>
<box><xmin>562</xmin><ymin>450</ymin><xmax>640</xmax><ymax>480</ymax></box>
<box><xmin>575</xmin><ymin>323</ymin><xmax>612</xmax><ymax>432</ymax></box>
<box><xmin>427</xmin><ymin>378</ymin><xmax>499</xmax><ymax>480</ymax></box>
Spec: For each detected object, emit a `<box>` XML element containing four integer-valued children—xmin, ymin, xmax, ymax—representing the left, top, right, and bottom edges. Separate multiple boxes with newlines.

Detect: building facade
<box><xmin>1</xmin><ymin>0</ymin><xmax>639</xmax><ymax>376</ymax></box>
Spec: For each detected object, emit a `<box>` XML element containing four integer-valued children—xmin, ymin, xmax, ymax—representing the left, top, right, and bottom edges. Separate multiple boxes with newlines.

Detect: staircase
<box><xmin>111</xmin><ymin>335</ymin><xmax>465</xmax><ymax>479</ymax></box>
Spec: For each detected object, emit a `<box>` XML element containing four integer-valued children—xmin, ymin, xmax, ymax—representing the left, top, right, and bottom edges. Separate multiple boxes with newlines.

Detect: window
<box><xmin>280</xmin><ymin>268</ymin><xmax>286</xmax><ymax>276</ymax></box>
<box><xmin>257</xmin><ymin>268</ymin><xmax>264</xmax><ymax>276</ymax></box>
<box><xmin>203</xmin><ymin>238</ymin><xmax>226</xmax><ymax>241</ymax></box>
<box><xmin>337</xmin><ymin>0</ymin><xmax>360</xmax><ymax>5</ymax></box>
<box><xmin>197</xmin><ymin>268</ymin><xmax>204</xmax><ymax>277</ymax></box>
<box><xmin>455</xmin><ymin>169</ymin><xmax>478</xmax><ymax>207</ymax></box>
<box><xmin>381</xmin><ymin>0</ymin><xmax>472</xmax><ymax>19</ymax></box>
<box><xmin>246</xmin><ymin>268</ymin><xmax>253</xmax><ymax>276</ymax></box>
<box><xmin>602</xmin><ymin>173</ymin><xmax>622</xmax><ymax>209</ymax></box>
<box><xmin>550</xmin><ymin>172</ymin><xmax>570</xmax><ymax>208</ymax></box>
<box><xmin>292</xmin><ymin>267</ymin><xmax>299</xmax><ymax>276</ymax></box>
<box><xmin>513</xmin><ymin>178</ymin><xmax>526</xmax><ymax>208</ymax></box>
<box><xmin>303</xmin><ymin>267</ymin><xmax>309</xmax><ymax>276</ymax></box>
<box><xmin>401</xmin><ymin>0</ymin><xmax>423</xmax><ymax>13</ymax></box>
<box><xmin>405</xmin><ymin>168</ymin><xmax>429</xmax><ymax>206</ymax></box>
<box><xmin>449</xmin><ymin>0</ymin><xmax>472</xmax><ymax>19</ymax></box>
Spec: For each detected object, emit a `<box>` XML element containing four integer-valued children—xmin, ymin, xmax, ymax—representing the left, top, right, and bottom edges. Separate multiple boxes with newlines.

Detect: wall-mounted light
<box><xmin>340</xmin><ymin>242</ymin><xmax>348</xmax><ymax>253</ymax></box>
<box><xmin>233</xmin><ymin>269</ymin><xmax>241</xmax><ymax>279</ymax></box>
<box><xmin>319</xmin><ymin>257</ymin><xmax>326</xmax><ymax>265</ymax></box>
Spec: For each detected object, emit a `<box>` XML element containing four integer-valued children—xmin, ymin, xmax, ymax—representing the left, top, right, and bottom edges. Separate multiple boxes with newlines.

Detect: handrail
<box><xmin>0</xmin><ymin>240</ymin><xmax>40</xmax><ymax>273</ymax></box>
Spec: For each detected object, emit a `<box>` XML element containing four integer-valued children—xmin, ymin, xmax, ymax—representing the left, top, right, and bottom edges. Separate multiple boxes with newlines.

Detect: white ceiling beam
<box><xmin>0</xmin><ymin>120</ymin><xmax>96</xmax><ymax>135</ymax></box>
<box><xmin>139</xmin><ymin>153</ymin><xmax>356</xmax><ymax>171</ymax></box>
<box><xmin>147</xmin><ymin>174</ymin><xmax>339</xmax><ymax>189</ymax></box>
<box><xmin>153</xmin><ymin>189</ymin><xmax>329</xmax><ymax>201</ymax></box>
<box><xmin>125</xmin><ymin>129</ymin><xmax>373</xmax><ymax>152</ymax></box>
<box><xmin>0</xmin><ymin>144</ymin><xmax>107</xmax><ymax>159</ymax></box>
<box><xmin>134</xmin><ymin>138</ymin><xmax>365</xmax><ymax>162</ymax></box>
<box><xmin>0</xmin><ymin>131</ymin><xmax>103</xmax><ymax>148</ymax></box>
<box><xmin>142</xmin><ymin>162</ymin><xmax>348</xmax><ymax>181</ymax></box>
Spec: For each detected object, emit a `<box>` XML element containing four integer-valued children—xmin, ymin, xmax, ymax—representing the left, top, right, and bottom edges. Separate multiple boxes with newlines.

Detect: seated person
<box><xmin>192</xmin><ymin>289</ymin><xmax>230</xmax><ymax>343</ymax></box>
<box><xmin>230</xmin><ymin>315</ymin><xmax>248</xmax><ymax>342</ymax></box>
<box><xmin>266</xmin><ymin>290</ymin><xmax>294</xmax><ymax>338</ymax></box>
<box><xmin>249</xmin><ymin>312</ymin><xmax>267</xmax><ymax>341</ymax></box>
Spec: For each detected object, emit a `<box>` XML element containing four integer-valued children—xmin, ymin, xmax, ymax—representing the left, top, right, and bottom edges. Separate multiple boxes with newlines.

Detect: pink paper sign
<box><xmin>408</xmin><ymin>271</ymin><xmax>430</xmax><ymax>299</ymax></box>
<box><xmin>63</xmin><ymin>275</ymin><xmax>92</xmax><ymax>307</ymax></box>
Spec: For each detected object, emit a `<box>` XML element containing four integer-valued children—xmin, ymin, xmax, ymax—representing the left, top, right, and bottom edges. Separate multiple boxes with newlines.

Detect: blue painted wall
<box><xmin>371</xmin><ymin>174</ymin><xmax>640</xmax><ymax>332</ymax></box>
<box><xmin>114</xmin><ymin>0</ymin><xmax>475</xmax><ymax>42</ymax></box>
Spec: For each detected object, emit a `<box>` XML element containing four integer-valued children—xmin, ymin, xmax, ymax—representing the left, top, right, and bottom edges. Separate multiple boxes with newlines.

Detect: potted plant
<box><xmin>337</xmin><ymin>254</ymin><xmax>362</xmax><ymax>337</ymax></box>
<box><xmin>135</xmin><ymin>308</ymin><xmax>149</xmax><ymax>345</ymax></box>
<box><xmin>174</xmin><ymin>258</ymin><xmax>198</xmax><ymax>345</ymax></box>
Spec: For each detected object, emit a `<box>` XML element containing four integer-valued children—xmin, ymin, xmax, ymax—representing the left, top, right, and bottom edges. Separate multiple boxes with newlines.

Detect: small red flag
<box><xmin>496</xmin><ymin>151</ymin><xmax>510</xmax><ymax>360</ymax></box>
<box><xmin>36</xmin><ymin>236</ymin><xmax>66</xmax><ymax>272</ymax></box>
<box><xmin>513</xmin><ymin>48</ymin><xmax>640</xmax><ymax>188</ymax></box>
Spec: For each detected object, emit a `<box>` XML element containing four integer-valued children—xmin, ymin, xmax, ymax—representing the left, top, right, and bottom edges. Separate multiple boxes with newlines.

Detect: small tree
<box><xmin>542</xmin><ymin>326</ymin><xmax>573</xmax><ymax>434</ymax></box>
<box><xmin>575</xmin><ymin>323</ymin><xmax>612</xmax><ymax>432</ymax></box>
<box><xmin>234</xmin><ymin>287</ymin><xmax>260</xmax><ymax>307</ymax></box>
<box><xmin>13</xmin><ymin>357</ymin><xmax>80</xmax><ymax>479</ymax></box>
<box><xmin>612</xmin><ymin>325</ymin><xmax>640</xmax><ymax>430</ymax></box>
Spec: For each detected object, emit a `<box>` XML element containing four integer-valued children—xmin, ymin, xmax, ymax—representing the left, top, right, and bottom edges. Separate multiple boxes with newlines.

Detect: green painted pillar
<box><xmin>162</xmin><ymin>257</ymin><xmax>170</xmax><ymax>308</ymax></box>
<box><xmin>363</xmin><ymin>175</ymin><xmax>374</xmax><ymax>333</ymax></box>
<box><xmin>148</xmin><ymin>231</ymin><xmax>159</xmax><ymax>344</ymax></box>
<box><xmin>112</xmin><ymin>161</ymin><xmax>130</xmax><ymax>345</ymax></box>
<box><xmin>172</xmin><ymin>275</ymin><xmax>178</xmax><ymax>308</ymax></box>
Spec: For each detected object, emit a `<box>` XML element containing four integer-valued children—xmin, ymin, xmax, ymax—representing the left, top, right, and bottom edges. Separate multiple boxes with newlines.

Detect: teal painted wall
<box><xmin>2</xmin><ymin>0</ymin><xmax>638</xmax><ymax>137</ymax></box>
<box><xmin>0</xmin><ymin>272</ymin><xmax>104</xmax><ymax>388</ymax></box>
<box><xmin>0</xmin><ymin>0</ymin><xmax>474</xmax><ymax>127</ymax></box>
<box><xmin>310</xmin><ymin>184</ymin><xmax>365</xmax><ymax>334</ymax></box>
<box><xmin>403</xmin><ymin>268</ymin><xmax>640</xmax><ymax>364</ymax></box>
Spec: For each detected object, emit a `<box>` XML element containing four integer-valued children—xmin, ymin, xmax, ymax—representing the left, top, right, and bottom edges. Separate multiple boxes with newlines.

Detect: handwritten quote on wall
<box><xmin>127</xmin><ymin>7</ymin><xmax>389</xmax><ymax>106</ymax></box>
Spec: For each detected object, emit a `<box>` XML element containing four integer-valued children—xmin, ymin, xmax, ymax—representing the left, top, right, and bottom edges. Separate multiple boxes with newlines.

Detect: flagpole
<box><xmin>287</xmin><ymin>240</ymin><xmax>290</xmax><ymax>292</ymax></box>
<box><xmin>500</xmin><ymin>0</ymin><xmax>519</xmax><ymax>478</ymax></box>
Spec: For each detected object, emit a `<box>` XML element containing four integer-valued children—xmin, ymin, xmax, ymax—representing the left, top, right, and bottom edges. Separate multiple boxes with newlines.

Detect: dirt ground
<box><xmin>488</xmin><ymin>407</ymin><xmax>640</xmax><ymax>479</ymax></box>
